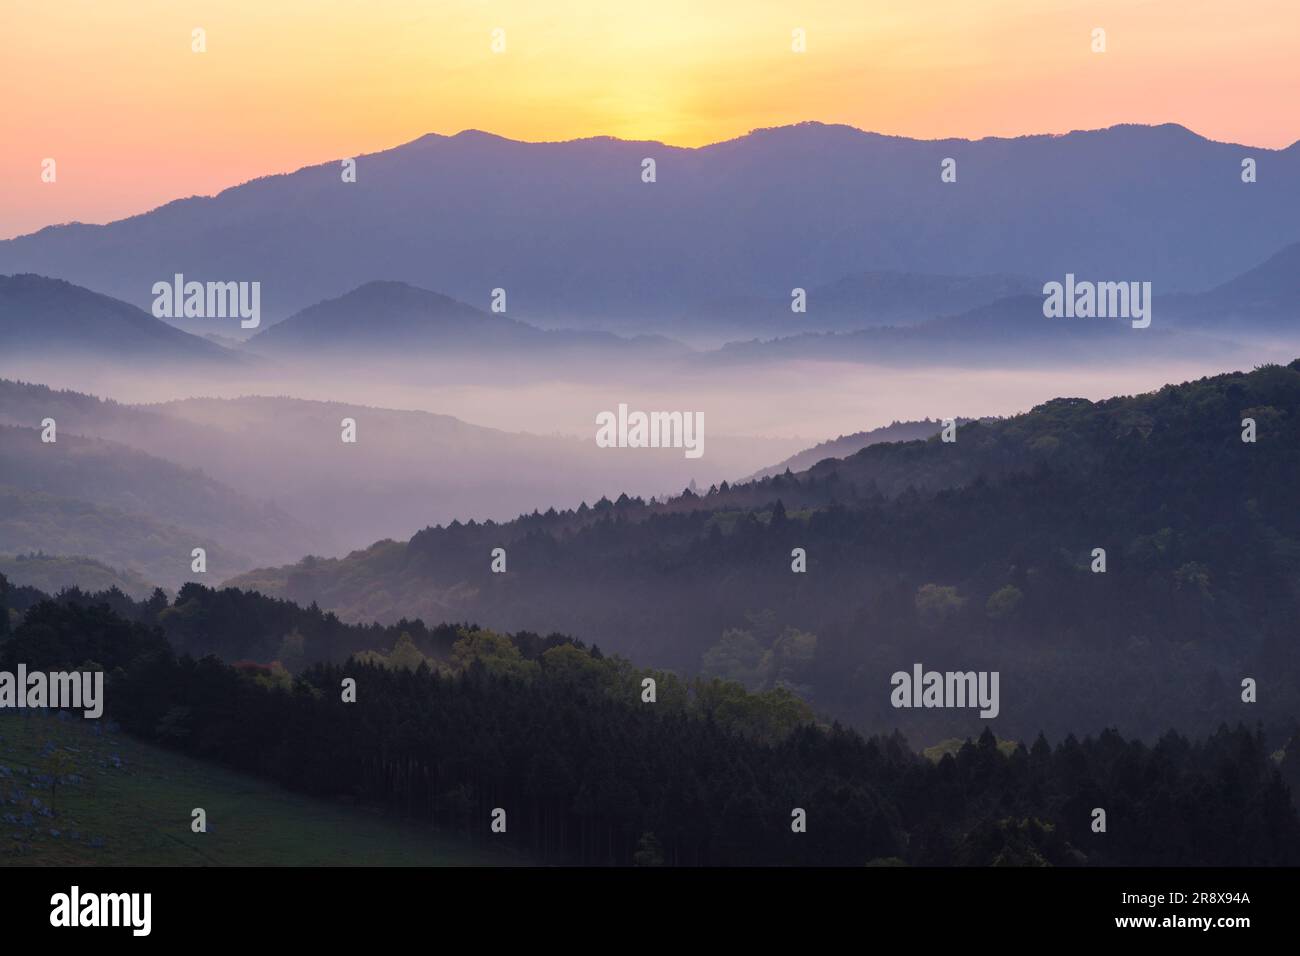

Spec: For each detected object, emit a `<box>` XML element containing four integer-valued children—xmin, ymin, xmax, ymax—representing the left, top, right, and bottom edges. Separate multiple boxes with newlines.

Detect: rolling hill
<box><xmin>0</xmin><ymin>274</ymin><xmax>245</xmax><ymax>363</ymax></box>
<box><xmin>245</xmin><ymin>279</ymin><xmax>688</xmax><ymax>359</ymax></box>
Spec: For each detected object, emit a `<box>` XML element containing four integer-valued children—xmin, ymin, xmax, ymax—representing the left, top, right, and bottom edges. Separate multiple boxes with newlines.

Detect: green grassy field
<box><xmin>0</xmin><ymin>712</ymin><xmax>523</xmax><ymax>866</ymax></box>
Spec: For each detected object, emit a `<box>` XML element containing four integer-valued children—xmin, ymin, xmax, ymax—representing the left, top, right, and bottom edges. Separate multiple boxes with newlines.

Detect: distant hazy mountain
<box><xmin>706</xmin><ymin>242</ymin><xmax>1297</xmax><ymax>365</ymax></box>
<box><xmin>0</xmin><ymin>274</ymin><xmax>242</xmax><ymax>363</ymax></box>
<box><xmin>246</xmin><ymin>280</ymin><xmax>686</xmax><ymax>358</ymax></box>
<box><xmin>813</xmin><ymin>272</ymin><xmax>1036</xmax><ymax>321</ymax></box>
<box><xmin>1163</xmin><ymin>240</ymin><xmax>1300</xmax><ymax>332</ymax></box>
<box><xmin>689</xmin><ymin>272</ymin><xmax>1037</xmax><ymax>339</ymax></box>
<box><xmin>3</xmin><ymin>123</ymin><xmax>1296</xmax><ymax>333</ymax></box>
<box><xmin>706</xmin><ymin>293</ymin><xmax>1242</xmax><ymax>367</ymax></box>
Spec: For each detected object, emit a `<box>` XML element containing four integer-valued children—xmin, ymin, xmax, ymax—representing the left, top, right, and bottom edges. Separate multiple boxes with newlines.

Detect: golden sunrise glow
<box><xmin>2</xmin><ymin>0</ymin><xmax>1298</xmax><ymax>238</ymax></box>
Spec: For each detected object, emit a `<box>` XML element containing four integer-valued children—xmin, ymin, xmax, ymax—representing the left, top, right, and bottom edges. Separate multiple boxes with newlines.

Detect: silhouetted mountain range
<box><xmin>3</xmin><ymin>122</ymin><xmax>1296</xmax><ymax>332</ymax></box>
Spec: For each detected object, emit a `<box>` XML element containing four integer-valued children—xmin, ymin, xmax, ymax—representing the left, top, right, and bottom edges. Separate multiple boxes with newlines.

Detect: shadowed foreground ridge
<box><xmin>4</xmin><ymin>594</ymin><xmax>1298</xmax><ymax>867</ymax></box>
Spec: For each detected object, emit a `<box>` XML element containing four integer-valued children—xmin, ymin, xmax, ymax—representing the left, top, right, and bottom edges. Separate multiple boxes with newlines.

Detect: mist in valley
<box><xmin>1</xmin><ymin>342</ymin><xmax>1274</xmax><ymax>591</ymax></box>
<box><xmin>2</xmin><ymin>348</ymin><xmax>1266</xmax><ymax>444</ymax></box>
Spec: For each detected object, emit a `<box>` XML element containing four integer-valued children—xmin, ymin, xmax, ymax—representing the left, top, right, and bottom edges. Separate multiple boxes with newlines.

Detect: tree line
<box><xmin>3</xmin><ymin>586</ymin><xmax>1298</xmax><ymax>866</ymax></box>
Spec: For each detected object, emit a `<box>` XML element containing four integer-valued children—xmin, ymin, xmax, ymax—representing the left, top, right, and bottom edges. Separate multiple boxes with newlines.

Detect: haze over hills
<box><xmin>145</xmin><ymin>394</ymin><xmax>796</xmax><ymax>544</ymax></box>
<box><xmin>0</xmin><ymin>423</ymin><xmax>316</xmax><ymax>554</ymax></box>
<box><xmin>225</xmin><ymin>361</ymin><xmax>1300</xmax><ymax>742</ymax></box>
<box><xmin>686</xmin><ymin>271</ymin><xmax>1039</xmax><ymax>342</ymax></box>
<box><xmin>9</xmin><ymin>0</ymin><xmax>1300</xmax><ymax>874</ymax></box>
<box><xmin>3</xmin><ymin>122</ymin><xmax>1297</xmax><ymax>334</ymax></box>
<box><xmin>6</xmin><ymin>118</ymin><xmax>1295</xmax><ymax>663</ymax></box>
<box><xmin>706</xmin><ymin>293</ymin><xmax>1249</xmax><ymax>367</ymax></box>
<box><xmin>5</xmin><ymin>223</ymin><xmax>1296</xmax><ymax>390</ymax></box>
<box><xmin>0</xmin><ymin>421</ymin><xmax>323</xmax><ymax>587</ymax></box>
<box><xmin>0</xmin><ymin>379</ymin><xmax>803</xmax><ymax>567</ymax></box>
<box><xmin>0</xmin><ymin>482</ymin><xmax>246</xmax><ymax>591</ymax></box>
<box><xmin>246</xmin><ymin>280</ymin><xmax>689</xmax><ymax>359</ymax></box>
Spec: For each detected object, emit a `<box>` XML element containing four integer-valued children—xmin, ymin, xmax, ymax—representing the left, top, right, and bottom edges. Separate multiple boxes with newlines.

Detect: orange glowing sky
<box><xmin>2</xmin><ymin>0</ymin><xmax>1298</xmax><ymax>240</ymax></box>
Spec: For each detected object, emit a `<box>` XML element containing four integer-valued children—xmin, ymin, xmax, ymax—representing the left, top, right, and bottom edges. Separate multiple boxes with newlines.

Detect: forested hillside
<box><xmin>3</xmin><ymin>587</ymin><xmax>1297</xmax><ymax>867</ymax></box>
<box><xmin>228</xmin><ymin>362</ymin><xmax>1300</xmax><ymax>741</ymax></box>
<box><xmin>0</xmin><ymin>553</ymin><xmax>156</xmax><ymax>601</ymax></box>
<box><xmin>744</xmin><ymin>418</ymin><xmax>960</xmax><ymax>480</ymax></box>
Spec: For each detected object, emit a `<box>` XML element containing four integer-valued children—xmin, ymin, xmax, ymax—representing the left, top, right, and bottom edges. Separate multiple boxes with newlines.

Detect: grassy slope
<box><xmin>0</xmin><ymin>712</ymin><xmax>523</xmax><ymax>866</ymax></box>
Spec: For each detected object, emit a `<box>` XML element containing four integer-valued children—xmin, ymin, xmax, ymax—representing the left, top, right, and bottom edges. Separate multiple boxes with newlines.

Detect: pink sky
<box><xmin>2</xmin><ymin>0</ymin><xmax>1297</xmax><ymax>240</ymax></box>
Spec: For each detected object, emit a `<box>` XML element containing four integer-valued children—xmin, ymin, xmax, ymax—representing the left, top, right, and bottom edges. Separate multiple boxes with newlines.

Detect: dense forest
<box><xmin>2</xmin><ymin>583</ymin><xmax>1299</xmax><ymax>866</ymax></box>
<box><xmin>228</xmin><ymin>361</ymin><xmax>1300</xmax><ymax>741</ymax></box>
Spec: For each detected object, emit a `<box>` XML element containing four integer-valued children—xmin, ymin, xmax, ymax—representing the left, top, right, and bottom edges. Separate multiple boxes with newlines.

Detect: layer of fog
<box><xmin>4</xmin><ymin>351</ymin><xmax>1282</xmax><ymax>441</ymax></box>
<box><xmin>3</xmin><ymin>349</ymin><xmax>1288</xmax><ymax>579</ymax></box>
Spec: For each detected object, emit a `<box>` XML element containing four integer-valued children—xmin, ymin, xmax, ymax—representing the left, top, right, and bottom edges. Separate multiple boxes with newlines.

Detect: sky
<box><xmin>2</xmin><ymin>0</ymin><xmax>1298</xmax><ymax>239</ymax></box>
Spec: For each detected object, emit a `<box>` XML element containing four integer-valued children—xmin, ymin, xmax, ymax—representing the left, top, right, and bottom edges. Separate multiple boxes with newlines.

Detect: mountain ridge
<box><xmin>5</xmin><ymin>122</ymin><xmax>1297</xmax><ymax>329</ymax></box>
<box><xmin>0</xmin><ymin>273</ymin><xmax>246</xmax><ymax>362</ymax></box>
